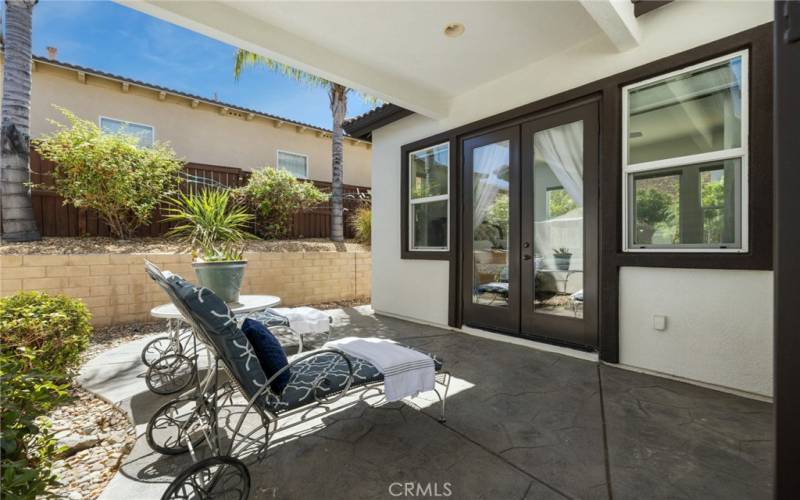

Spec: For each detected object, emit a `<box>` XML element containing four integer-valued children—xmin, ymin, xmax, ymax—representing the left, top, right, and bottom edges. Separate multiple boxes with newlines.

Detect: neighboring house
<box><xmin>0</xmin><ymin>54</ymin><xmax>372</xmax><ymax>187</ymax></box>
<box><xmin>81</xmin><ymin>1</ymin><xmax>777</xmax><ymax>400</ymax></box>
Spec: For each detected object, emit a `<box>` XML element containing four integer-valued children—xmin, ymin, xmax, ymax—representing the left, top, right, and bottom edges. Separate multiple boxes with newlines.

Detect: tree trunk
<box><xmin>1</xmin><ymin>0</ymin><xmax>40</xmax><ymax>241</ymax></box>
<box><xmin>329</xmin><ymin>83</ymin><xmax>347</xmax><ymax>242</ymax></box>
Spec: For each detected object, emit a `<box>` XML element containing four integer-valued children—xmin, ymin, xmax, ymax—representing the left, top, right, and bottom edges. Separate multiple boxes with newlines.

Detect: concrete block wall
<box><xmin>0</xmin><ymin>251</ymin><xmax>371</xmax><ymax>327</ymax></box>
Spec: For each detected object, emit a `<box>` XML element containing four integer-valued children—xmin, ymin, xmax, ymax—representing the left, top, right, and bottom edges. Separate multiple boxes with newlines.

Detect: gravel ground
<box><xmin>46</xmin><ymin>388</ymin><xmax>136</xmax><ymax>500</ymax></box>
<box><xmin>1</xmin><ymin>237</ymin><xmax>367</xmax><ymax>255</ymax></box>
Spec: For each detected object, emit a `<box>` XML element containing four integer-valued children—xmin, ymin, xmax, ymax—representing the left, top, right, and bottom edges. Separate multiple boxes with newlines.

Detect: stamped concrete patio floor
<box><xmin>80</xmin><ymin>306</ymin><xmax>773</xmax><ymax>500</ymax></box>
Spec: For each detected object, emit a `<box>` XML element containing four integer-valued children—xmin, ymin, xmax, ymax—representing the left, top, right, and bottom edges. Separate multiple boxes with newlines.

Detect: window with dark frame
<box><xmin>622</xmin><ymin>50</ymin><xmax>748</xmax><ymax>252</ymax></box>
<box><xmin>408</xmin><ymin>143</ymin><xmax>449</xmax><ymax>251</ymax></box>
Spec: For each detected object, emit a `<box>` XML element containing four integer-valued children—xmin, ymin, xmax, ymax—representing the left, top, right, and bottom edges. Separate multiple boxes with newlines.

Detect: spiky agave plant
<box><xmin>164</xmin><ymin>189</ymin><xmax>255</xmax><ymax>261</ymax></box>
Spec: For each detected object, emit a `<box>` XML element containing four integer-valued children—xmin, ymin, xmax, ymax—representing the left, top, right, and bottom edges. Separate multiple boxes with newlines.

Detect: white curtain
<box><xmin>533</xmin><ymin>121</ymin><xmax>584</xmax><ymax>272</ymax></box>
<box><xmin>533</xmin><ymin>121</ymin><xmax>584</xmax><ymax>206</ymax></box>
<box><xmin>472</xmin><ymin>141</ymin><xmax>509</xmax><ymax>232</ymax></box>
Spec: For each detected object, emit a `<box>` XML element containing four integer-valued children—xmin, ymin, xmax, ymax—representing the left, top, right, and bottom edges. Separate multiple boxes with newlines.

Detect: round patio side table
<box><xmin>150</xmin><ymin>294</ymin><xmax>282</xmax><ymax>320</ymax></box>
<box><xmin>144</xmin><ymin>295</ymin><xmax>281</xmax><ymax>395</ymax></box>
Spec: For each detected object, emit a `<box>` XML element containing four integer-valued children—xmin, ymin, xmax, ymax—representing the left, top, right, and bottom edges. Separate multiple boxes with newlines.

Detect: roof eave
<box><xmin>343</xmin><ymin>104</ymin><xmax>414</xmax><ymax>140</ymax></box>
<box><xmin>26</xmin><ymin>55</ymin><xmax>372</xmax><ymax>144</ymax></box>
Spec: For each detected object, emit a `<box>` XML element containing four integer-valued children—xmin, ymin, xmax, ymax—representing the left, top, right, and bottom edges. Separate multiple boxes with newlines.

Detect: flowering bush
<box><xmin>236</xmin><ymin>167</ymin><xmax>328</xmax><ymax>238</ymax></box>
<box><xmin>34</xmin><ymin>107</ymin><xmax>183</xmax><ymax>238</ymax></box>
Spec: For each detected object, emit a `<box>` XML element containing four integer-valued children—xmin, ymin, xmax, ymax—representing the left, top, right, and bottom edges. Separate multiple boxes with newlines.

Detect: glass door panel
<box><xmin>520</xmin><ymin>102</ymin><xmax>598</xmax><ymax>348</ymax></box>
<box><xmin>532</xmin><ymin>121</ymin><xmax>584</xmax><ymax>317</ymax></box>
<box><xmin>472</xmin><ymin>140</ymin><xmax>511</xmax><ymax>307</ymax></box>
<box><xmin>461</xmin><ymin>127</ymin><xmax>520</xmax><ymax>334</ymax></box>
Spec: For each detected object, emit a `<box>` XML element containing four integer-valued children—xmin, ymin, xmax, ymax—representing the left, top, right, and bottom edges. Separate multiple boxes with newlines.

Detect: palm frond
<box><xmin>234</xmin><ymin>49</ymin><xmax>329</xmax><ymax>87</ymax></box>
<box><xmin>233</xmin><ymin>49</ymin><xmax>379</xmax><ymax>105</ymax></box>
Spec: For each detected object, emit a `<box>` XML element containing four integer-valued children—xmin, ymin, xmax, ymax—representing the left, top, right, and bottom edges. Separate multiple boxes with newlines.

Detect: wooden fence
<box><xmin>29</xmin><ymin>151</ymin><xmax>370</xmax><ymax>239</ymax></box>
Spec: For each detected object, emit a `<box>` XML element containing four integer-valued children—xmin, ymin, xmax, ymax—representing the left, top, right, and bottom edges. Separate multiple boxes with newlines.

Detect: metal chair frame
<box><xmin>143</xmin><ymin>261</ymin><xmax>451</xmax><ymax>500</ymax></box>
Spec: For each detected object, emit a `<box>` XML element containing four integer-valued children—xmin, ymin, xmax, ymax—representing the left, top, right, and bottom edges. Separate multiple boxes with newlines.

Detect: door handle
<box><xmin>523</xmin><ymin>254</ymin><xmax>532</xmax><ymax>261</ymax></box>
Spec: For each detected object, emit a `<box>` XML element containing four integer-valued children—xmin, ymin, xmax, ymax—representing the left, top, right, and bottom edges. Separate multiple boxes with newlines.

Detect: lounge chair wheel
<box><xmin>161</xmin><ymin>456</ymin><xmax>250</xmax><ymax>500</ymax></box>
<box><xmin>146</xmin><ymin>397</ymin><xmax>207</xmax><ymax>455</ymax></box>
<box><xmin>145</xmin><ymin>354</ymin><xmax>195</xmax><ymax>395</ymax></box>
<box><xmin>141</xmin><ymin>336</ymin><xmax>183</xmax><ymax>367</ymax></box>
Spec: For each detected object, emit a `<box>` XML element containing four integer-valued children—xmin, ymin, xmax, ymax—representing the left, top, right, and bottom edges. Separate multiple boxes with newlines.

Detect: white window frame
<box><xmin>98</xmin><ymin>116</ymin><xmax>155</xmax><ymax>147</ymax></box>
<box><xmin>408</xmin><ymin>142</ymin><xmax>450</xmax><ymax>252</ymax></box>
<box><xmin>621</xmin><ymin>49</ymin><xmax>749</xmax><ymax>253</ymax></box>
<box><xmin>276</xmin><ymin>149</ymin><xmax>309</xmax><ymax>179</ymax></box>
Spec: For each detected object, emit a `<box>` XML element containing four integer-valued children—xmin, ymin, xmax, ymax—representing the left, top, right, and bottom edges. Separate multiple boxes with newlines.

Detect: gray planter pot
<box><xmin>553</xmin><ymin>254</ymin><xmax>572</xmax><ymax>271</ymax></box>
<box><xmin>192</xmin><ymin>261</ymin><xmax>247</xmax><ymax>303</ymax></box>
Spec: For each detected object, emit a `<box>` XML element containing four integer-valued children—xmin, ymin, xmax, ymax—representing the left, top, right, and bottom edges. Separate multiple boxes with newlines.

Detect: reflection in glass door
<box><xmin>531</xmin><ymin>121</ymin><xmax>584</xmax><ymax>317</ymax></box>
<box><xmin>520</xmin><ymin>102</ymin><xmax>598</xmax><ymax>347</ymax></box>
<box><xmin>472</xmin><ymin>140</ymin><xmax>511</xmax><ymax>308</ymax></box>
<box><xmin>462</xmin><ymin>127</ymin><xmax>520</xmax><ymax>334</ymax></box>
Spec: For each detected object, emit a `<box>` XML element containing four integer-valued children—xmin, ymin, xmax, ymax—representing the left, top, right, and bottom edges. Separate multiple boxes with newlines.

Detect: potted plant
<box><xmin>165</xmin><ymin>189</ymin><xmax>255</xmax><ymax>303</ymax></box>
<box><xmin>553</xmin><ymin>247</ymin><xmax>572</xmax><ymax>271</ymax></box>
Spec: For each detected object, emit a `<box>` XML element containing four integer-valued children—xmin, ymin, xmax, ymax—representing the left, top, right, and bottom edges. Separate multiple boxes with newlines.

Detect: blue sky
<box><xmin>26</xmin><ymin>0</ymin><xmax>375</xmax><ymax>129</ymax></box>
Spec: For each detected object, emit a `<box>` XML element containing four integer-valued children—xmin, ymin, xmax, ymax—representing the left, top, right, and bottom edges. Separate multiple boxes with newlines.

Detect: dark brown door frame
<box><xmin>405</xmin><ymin>24</ymin><xmax>773</xmax><ymax>363</ymax></box>
<box><xmin>519</xmin><ymin>101</ymin><xmax>600</xmax><ymax>349</ymax></box>
<box><xmin>460</xmin><ymin>126</ymin><xmax>521</xmax><ymax>334</ymax></box>
<box><xmin>773</xmin><ymin>1</ymin><xmax>800</xmax><ymax>497</ymax></box>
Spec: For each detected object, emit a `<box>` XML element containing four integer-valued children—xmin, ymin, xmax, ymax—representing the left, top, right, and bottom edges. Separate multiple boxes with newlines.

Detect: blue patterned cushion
<box><xmin>164</xmin><ymin>274</ymin><xmax>269</xmax><ymax>401</ymax></box>
<box><xmin>241</xmin><ymin>318</ymin><xmax>290</xmax><ymax>393</ymax></box>
<box><xmin>265</xmin><ymin>352</ymin><xmax>443</xmax><ymax>413</ymax></box>
<box><xmin>247</xmin><ymin>309</ymin><xmax>290</xmax><ymax>329</ymax></box>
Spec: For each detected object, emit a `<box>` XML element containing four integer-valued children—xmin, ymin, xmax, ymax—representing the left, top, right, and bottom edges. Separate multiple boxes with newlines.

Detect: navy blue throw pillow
<box><xmin>241</xmin><ymin>318</ymin><xmax>290</xmax><ymax>394</ymax></box>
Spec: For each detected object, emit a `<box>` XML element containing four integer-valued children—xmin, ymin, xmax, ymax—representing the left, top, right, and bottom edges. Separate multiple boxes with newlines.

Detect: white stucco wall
<box><xmin>619</xmin><ymin>268</ymin><xmax>773</xmax><ymax>397</ymax></box>
<box><xmin>370</xmin><ymin>1</ymin><xmax>774</xmax><ymax>395</ymax></box>
<box><xmin>372</xmin><ymin>116</ymin><xmax>451</xmax><ymax>325</ymax></box>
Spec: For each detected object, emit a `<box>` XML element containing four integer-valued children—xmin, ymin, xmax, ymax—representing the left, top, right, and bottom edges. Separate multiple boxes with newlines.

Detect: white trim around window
<box><xmin>98</xmin><ymin>115</ymin><xmax>155</xmax><ymax>147</ymax></box>
<box><xmin>621</xmin><ymin>49</ymin><xmax>749</xmax><ymax>253</ymax></box>
<box><xmin>408</xmin><ymin>142</ymin><xmax>450</xmax><ymax>252</ymax></box>
<box><xmin>276</xmin><ymin>149</ymin><xmax>309</xmax><ymax>179</ymax></box>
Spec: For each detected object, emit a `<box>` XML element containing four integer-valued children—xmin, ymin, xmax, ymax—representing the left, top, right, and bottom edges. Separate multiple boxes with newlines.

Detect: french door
<box><xmin>461</xmin><ymin>127</ymin><xmax>521</xmax><ymax>333</ymax></box>
<box><xmin>462</xmin><ymin>101</ymin><xmax>598</xmax><ymax>348</ymax></box>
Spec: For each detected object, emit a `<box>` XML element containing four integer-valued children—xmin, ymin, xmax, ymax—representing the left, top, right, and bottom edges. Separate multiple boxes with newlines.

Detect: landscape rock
<box><xmin>56</xmin><ymin>435</ymin><xmax>99</xmax><ymax>458</ymax></box>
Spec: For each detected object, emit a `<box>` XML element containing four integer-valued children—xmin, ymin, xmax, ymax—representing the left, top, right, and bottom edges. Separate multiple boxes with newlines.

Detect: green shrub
<box><xmin>0</xmin><ymin>291</ymin><xmax>93</xmax><ymax>375</ymax></box>
<box><xmin>0</xmin><ymin>292</ymin><xmax>92</xmax><ymax>499</ymax></box>
<box><xmin>34</xmin><ymin>107</ymin><xmax>184</xmax><ymax>239</ymax></box>
<box><xmin>236</xmin><ymin>167</ymin><xmax>329</xmax><ymax>239</ymax></box>
<box><xmin>349</xmin><ymin>207</ymin><xmax>371</xmax><ymax>245</ymax></box>
<box><xmin>1</xmin><ymin>352</ymin><xmax>70</xmax><ymax>499</ymax></box>
<box><xmin>165</xmin><ymin>189</ymin><xmax>255</xmax><ymax>261</ymax></box>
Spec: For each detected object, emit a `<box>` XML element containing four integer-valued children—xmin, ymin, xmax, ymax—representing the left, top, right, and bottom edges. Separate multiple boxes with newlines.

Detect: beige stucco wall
<box><xmin>11</xmin><ymin>60</ymin><xmax>372</xmax><ymax>187</ymax></box>
<box><xmin>0</xmin><ymin>251</ymin><xmax>371</xmax><ymax>327</ymax></box>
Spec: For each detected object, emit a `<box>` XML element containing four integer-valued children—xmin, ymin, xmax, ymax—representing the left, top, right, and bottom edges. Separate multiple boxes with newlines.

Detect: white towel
<box><xmin>325</xmin><ymin>337</ymin><xmax>434</xmax><ymax>402</ymax></box>
<box><xmin>271</xmin><ymin>307</ymin><xmax>330</xmax><ymax>335</ymax></box>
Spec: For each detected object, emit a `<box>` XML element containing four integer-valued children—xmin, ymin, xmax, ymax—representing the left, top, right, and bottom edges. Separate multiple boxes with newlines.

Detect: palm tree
<box><xmin>234</xmin><ymin>50</ymin><xmax>372</xmax><ymax>242</ymax></box>
<box><xmin>1</xmin><ymin>0</ymin><xmax>40</xmax><ymax>241</ymax></box>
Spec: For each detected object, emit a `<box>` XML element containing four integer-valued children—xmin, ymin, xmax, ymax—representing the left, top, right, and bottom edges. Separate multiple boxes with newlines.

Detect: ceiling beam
<box><xmin>579</xmin><ymin>0</ymin><xmax>641</xmax><ymax>51</ymax></box>
<box><xmin>117</xmin><ymin>0</ymin><xmax>448</xmax><ymax>118</ymax></box>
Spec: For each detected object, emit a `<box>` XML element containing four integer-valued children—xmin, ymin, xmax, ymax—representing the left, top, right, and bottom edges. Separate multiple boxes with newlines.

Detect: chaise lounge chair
<box><xmin>143</xmin><ymin>261</ymin><xmax>451</xmax><ymax>500</ymax></box>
